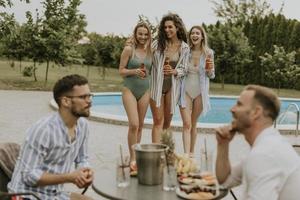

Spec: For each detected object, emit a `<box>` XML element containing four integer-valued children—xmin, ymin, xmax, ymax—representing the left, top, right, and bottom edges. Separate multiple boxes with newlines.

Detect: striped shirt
<box><xmin>180</xmin><ymin>49</ymin><xmax>215</xmax><ymax>116</ymax></box>
<box><xmin>8</xmin><ymin>113</ymin><xmax>90</xmax><ymax>200</ymax></box>
<box><xmin>150</xmin><ymin>40</ymin><xmax>190</xmax><ymax>113</ymax></box>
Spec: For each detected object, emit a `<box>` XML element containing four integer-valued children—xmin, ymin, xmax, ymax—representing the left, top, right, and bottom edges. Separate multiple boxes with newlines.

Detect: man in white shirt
<box><xmin>215</xmin><ymin>85</ymin><xmax>300</xmax><ymax>200</ymax></box>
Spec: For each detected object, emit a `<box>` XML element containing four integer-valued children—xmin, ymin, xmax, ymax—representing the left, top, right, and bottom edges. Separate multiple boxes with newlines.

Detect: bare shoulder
<box><xmin>124</xmin><ymin>45</ymin><xmax>133</xmax><ymax>53</ymax></box>
<box><xmin>122</xmin><ymin>45</ymin><xmax>133</xmax><ymax>57</ymax></box>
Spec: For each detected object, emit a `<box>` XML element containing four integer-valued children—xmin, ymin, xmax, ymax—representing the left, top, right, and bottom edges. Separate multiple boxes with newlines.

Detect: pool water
<box><xmin>92</xmin><ymin>94</ymin><xmax>300</xmax><ymax>124</ymax></box>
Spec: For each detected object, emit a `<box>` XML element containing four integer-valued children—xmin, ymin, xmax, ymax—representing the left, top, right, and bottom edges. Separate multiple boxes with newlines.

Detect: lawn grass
<box><xmin>0</xmin><ymin>60</ymin><xmax>123</xmax><ymax>92</ymax></box>
<box><xmin>1</xmin><ymin>59</ymin><xmax>300</xmax><ymax>98</ymax></box>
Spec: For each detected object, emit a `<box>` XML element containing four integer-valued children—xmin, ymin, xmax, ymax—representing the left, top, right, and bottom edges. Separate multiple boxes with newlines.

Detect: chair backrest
<box><xmin>0</xmin><ymin>143</ymin><xmax>43</xmax><ymax>200</ymax></box>
<box><xmin>0</xmin><ymin>143</ymin><xmax>20</xmax><ymax>192</ymax></box>
<box><xmin>0</xmin><ymin>167</ymin><xmax>10</xmax><ymax>192</ymax></box>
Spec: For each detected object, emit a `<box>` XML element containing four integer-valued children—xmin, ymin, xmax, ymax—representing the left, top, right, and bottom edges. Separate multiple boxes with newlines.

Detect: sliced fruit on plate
<box><xmin>178</xmin><ymin>172</ymin><xmax>217</xmax><ymax>186</ymax></box>
<box><xmin>175</xmin><ymin>154</ymin><xmax>198</xmax><ymax>174</ymax></box>
<box><xmin>176</xmin><ymin>187</ymin><xmax>216</xmax><ymax>200</ymax></box>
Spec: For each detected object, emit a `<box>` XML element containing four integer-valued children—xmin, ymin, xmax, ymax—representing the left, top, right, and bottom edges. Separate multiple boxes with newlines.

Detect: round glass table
<box><xmin>92</xmin><ymin>165</ymin><xmax>228</xmax><ymax>200</ymax></box>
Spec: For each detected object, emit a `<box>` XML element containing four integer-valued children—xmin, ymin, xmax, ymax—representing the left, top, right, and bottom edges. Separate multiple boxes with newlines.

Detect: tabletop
<box><xmin>92</xmin><ymin>164</ymin><xmax>228</xmax><ymax>200</ymax></box>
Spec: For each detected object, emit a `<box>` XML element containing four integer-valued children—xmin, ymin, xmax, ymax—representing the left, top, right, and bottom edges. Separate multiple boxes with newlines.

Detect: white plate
<box><xmin>176</xmin><ymin>187</ymin><xmax>216</xmax><ymax>200</ymax></box>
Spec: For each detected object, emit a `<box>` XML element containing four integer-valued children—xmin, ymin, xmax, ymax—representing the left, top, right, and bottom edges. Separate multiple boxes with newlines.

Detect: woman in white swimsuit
<box><xmin>179</xmin><ymin>25</ymin><xmax>215</xmax><ymax>156</ymax></box>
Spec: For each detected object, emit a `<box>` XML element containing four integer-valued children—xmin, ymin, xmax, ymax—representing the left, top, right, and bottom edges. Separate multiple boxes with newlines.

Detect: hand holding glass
<box><xmin>205</xmin><ymin>54</ymin><xmax>214</xmax><ymax>71</ymax></box>
<box><xmin>139</xmin><ymin>63</ymin><xmax>146</xmax><ymax>78</ymax></box>
<box><xmin>163</xmin><ymin>57</ymin><xmax>173</xmax><ymax>76</ymax></box>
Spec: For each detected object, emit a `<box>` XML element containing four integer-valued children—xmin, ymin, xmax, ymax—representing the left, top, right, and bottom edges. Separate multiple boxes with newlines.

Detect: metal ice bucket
<box><xmin>133</xmin><ymin>143</ymin><xmax>168</xmax><ymax>185</ymax></box>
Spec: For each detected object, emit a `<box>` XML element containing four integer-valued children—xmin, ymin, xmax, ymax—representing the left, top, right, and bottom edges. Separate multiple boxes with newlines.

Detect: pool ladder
<box><xmin>275</xmin><ymin>103</ymin><xmax>300</xmax><ymax>136</ymax></box>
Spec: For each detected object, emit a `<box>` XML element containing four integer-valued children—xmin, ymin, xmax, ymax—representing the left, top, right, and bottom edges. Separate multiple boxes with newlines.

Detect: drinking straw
<box><xmin>119</xmin><ymin>144</ymin><xmax>126</xmax><ymax>180</ymax></box>
<box><xmin>204</xmin><ymin>138</ymin><xmax>208</xmax><ymax>171</ymax></box>
<box><xmin>164</xmin><ymin>149</ymin><xmax>170</xmax><ymax>174</ymax></box>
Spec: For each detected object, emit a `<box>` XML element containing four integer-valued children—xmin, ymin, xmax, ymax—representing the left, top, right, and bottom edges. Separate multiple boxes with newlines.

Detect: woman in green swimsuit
<box><xmin>119</xmin><ymin>22</ymin><xmax>152</xmax><ymax>173</ymax></box>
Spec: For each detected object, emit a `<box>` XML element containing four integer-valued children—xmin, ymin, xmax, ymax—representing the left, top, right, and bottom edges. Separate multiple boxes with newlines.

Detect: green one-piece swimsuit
<box><xmin>123</xmin><ymin>53</ymin><xmax>152</xmax><ymax>100</ymax></box>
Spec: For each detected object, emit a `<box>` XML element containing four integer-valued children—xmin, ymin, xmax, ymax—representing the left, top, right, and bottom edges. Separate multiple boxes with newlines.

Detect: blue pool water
<box><xmin>92</xmin><ymin>94</ymin><xmax>300</xmax><ymax>124</ymax></box>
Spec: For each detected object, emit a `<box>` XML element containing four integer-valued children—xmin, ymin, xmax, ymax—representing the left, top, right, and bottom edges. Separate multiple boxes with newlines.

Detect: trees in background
<box><xmin>207</xmin><ymin>22</ymin><xmax>252</xmax><ymax>89</ymax></box>
<box><xmin>260</xmin><ymin>45</ymin><xmax>299</xmax><ymax>93</ymax></box>
<box><xmin>0</xmin><ymin>0</ymin><xmax>299</xmax><ymax>90</ymax></box>
<box><xmin>78</xmin><ymin>33</ymin><xmax>126</xmax><ymax>79</ymax></box>
<box><xmin>209</xmin><ymin>0</ymin><xmax>299</xmax><ymax>90</ymax></box>
<box><xmin>0</xmin><ymin>0</ymin><xmax>86</xmax><ymax>83</ymax></box>
<box><xmin>211</xmin><ymin>0</ymin><xmax>276</xmax><ymax>24</ymax></box>
<box><xmin>40</xmin><ymin>0</ymin><xmax>86</xmax><ymax>83</ymax></box>
<box><xmin>0</xmin><ymin>0</ymin><xmax>29</xmax><ymax>7</ymax></box>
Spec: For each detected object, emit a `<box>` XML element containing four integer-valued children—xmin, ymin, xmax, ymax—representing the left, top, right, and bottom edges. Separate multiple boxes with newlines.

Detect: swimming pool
<box><xmin>91</xmin><ymin>93</ymin><xmax>300</xmax><ymax>125</ymax></box>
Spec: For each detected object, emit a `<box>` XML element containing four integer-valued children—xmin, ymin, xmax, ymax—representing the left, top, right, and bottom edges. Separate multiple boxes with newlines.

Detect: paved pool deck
<box><xmin>1</xmin><ymin>90</ymin><xmax>299</xmax><ymax>199</ymax></box>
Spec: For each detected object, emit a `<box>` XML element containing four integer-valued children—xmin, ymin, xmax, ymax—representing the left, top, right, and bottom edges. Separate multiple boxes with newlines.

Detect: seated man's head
<box><xmin>53</xmin><ymin>74</ymin><xmax>92</xmax><ymax>117</ymax></box>
<box><xmin>231</xmin><ymin>85</ymin><xmax>280</xmax><ymax>132</ymax></box>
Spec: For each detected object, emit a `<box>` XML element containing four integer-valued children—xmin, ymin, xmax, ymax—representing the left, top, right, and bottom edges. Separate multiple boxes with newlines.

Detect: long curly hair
<box><xmin>188</xmin><ymin>25</ymin><xmax>210</xmax><ymax>55</ymax></box>
<box><xmin>157</xmin><ymin>13</ymin><xmax>187</xmax><ymax>53</ymax></box>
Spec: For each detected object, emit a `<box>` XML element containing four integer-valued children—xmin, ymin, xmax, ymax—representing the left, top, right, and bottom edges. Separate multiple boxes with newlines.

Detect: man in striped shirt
<box><xmin>8</xmin><ymin>74</ymin><xmax>94</xmax><ymax>200</ymax></box>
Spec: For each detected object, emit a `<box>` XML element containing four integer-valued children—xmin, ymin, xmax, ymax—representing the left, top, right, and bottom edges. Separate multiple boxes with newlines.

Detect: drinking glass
<box><xmin>139</xmin><ymin>63</ymin><xmax>146</xmax><ymax>78</ymax></box>
<box><xmin>205</xmin><ymin>54</ymin><xmax>213</xmax><ymax>71</ymax></box>
<box><xmin>162</xmin><ymin>164</ymin><xmax>177</xmax><ymax>191</ymax></box>
<box><xmin>116</xmin><ymin>155</ymin><xmax>130</xmax><ymax>187</ymax></box>
<box><xmin>200</xmin><ymin>148</ymin><xmax>214</xmax><ymax>173</ymax></box>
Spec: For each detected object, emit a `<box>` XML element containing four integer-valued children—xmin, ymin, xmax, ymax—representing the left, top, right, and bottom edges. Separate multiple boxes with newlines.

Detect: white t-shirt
<box><xmin>223</xmin><ymin>127</ymin><xmax>300</xmax><ymax>200</ymax></box>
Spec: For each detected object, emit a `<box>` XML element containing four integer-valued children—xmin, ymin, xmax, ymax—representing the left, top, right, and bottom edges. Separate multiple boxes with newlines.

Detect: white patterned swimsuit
<box><xmin>185</xmin><ymin>61</ymin><xmax>201</xmax><ymax>99</ymax></box>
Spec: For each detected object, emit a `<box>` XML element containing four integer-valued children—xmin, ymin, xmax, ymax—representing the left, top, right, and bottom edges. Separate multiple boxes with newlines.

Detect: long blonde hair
<box><xmin>132</xmin><ymin>22</ymin><xmax>152</xmax><ymax>56</ymax></box>
<box><xmin>188</xmin><ymin>25</ymin><xmax>210</xmax><ymax>55</ymax></box>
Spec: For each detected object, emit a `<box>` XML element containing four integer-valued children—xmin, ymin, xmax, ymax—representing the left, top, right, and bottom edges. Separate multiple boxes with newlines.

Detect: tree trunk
<box><xmin>234</xmin><ymin>65</ymin><xmax>238</xmax><ymax>84</ymax></box>
<box><xmin>10</xmin><ymin>59</ymin><xmax>15</xmax><ymax>68</ymax></box>
<box><xmin>33</xmin><ymin>61</ymin><xmax>37</xmax><ymax>82</ymax></box>
<box><xmin>221</xmin><ymin>75</ymin><xmax>225</xmax><ymax>90</ymax></box>
<box><xmin>45</xmin><ymin>60</ymin><xmax>50</xmax><ymax>83</ymax></box>
<box><xmin>86</xmin><ymin>65</ymin><xmax>90</xmax><ymax>78</ymax></box>
<box><xmin>19</xmin><ymin>58</ymin><xmax>22</xmax><ymax>73</ymax></box>
<box><xmin>102</xmin><ymin>66</ymin><xmax>106</xmax><ymax>80</ymax></box>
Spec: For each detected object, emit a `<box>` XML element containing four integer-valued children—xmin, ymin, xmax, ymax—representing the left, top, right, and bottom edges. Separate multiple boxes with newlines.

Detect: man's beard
<box><xmin>71</xmin><ymin>106</ymin><xmax>90</xmax><ymax>118</ymax></box>
<box><xmin>232</xmin><ymin>112</ymin><xmax>251</xmax><ymax>133</ymax></box>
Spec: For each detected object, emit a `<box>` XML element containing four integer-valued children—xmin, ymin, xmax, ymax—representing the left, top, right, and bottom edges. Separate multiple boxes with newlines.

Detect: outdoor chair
<box><xmin>0</xmin><ymin>142</ymin><xmax>88</xmax><ymax>200</ymax></box>
<box><xmin>229</xmin><ymin>189</ymin><xmax>238</xmax><ymax>200</ymax></box>
<box><xmin>0</xmin><ymin>142</ymin><xmax>41</xmax><ymax>200</ymax></box>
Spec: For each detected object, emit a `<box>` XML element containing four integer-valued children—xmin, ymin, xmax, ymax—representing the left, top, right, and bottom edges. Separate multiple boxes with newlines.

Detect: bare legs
<box><xmin>180</xmin><ymin>93</ymin><xmax>203</xmax><ymax>155</ymax></box>
<box><xmin>122</xmin><ymin>88</ymin><xmax>149</xmax><ymax>162</ymax></box>
<box><xmin>180</xmin><ymin>94</ymin><xmax>192</xmax><ymax>154</ymax></box>
<box><xmin>150</xmin><ymin>90</ymin><xmax>173</xmax><ymax>143</ymax></box>
<box><xmin>190</xmin><ymin>95</ymin><xmax>203</xmax><ymax>154</ymax></box>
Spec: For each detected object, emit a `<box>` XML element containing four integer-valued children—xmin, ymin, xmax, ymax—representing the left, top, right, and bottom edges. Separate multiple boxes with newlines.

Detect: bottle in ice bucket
<box><xmin>139</xmin><ymin>63</ymin><xmax>146</xmax><ymax>78</ymax></box>
<box><xmin>205</xmin><ymin>53</ymin><xmax>213</xmax><ymax>71</ymax></box>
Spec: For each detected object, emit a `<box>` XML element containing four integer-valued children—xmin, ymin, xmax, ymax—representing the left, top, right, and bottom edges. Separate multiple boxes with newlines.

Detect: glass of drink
<box><xmin>200</xmin><ymin>148</ymin><xmax>214</xmax><ymax>173</ymax></box>
<box><xmin>164</xmin><ymin>56</ymin><xmax>170</xmax><ymax>66</ymax></box>
<box><xmin>205</xmin><ymin>53</ymin><xmax>213</xmax><ymax>71</ymax></box>
<box><xmin>116</xmin><ymin>155</ymin><xmax>130</xmax><ymax>187</ymax></box>
<box><xmin>139</xmin><ymin>63</ymin><xmax>146</xmax><ymax>78</ymax></box>
<box><xmin>162</xmin><ymin>164</ymin><xmax>177</xmax><ymax>191</ymax></box>
<box><xmin>163</xmin><ymin>57</ymin><xmax>171</xmax><ymax>76</ymax></box>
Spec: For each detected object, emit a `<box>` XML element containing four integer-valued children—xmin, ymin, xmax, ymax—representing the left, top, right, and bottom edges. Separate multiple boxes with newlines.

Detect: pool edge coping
<box><xmin>50</xmin><ymin>93</ymin><xmax>300</xmax><ymax>135</ymax></box>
